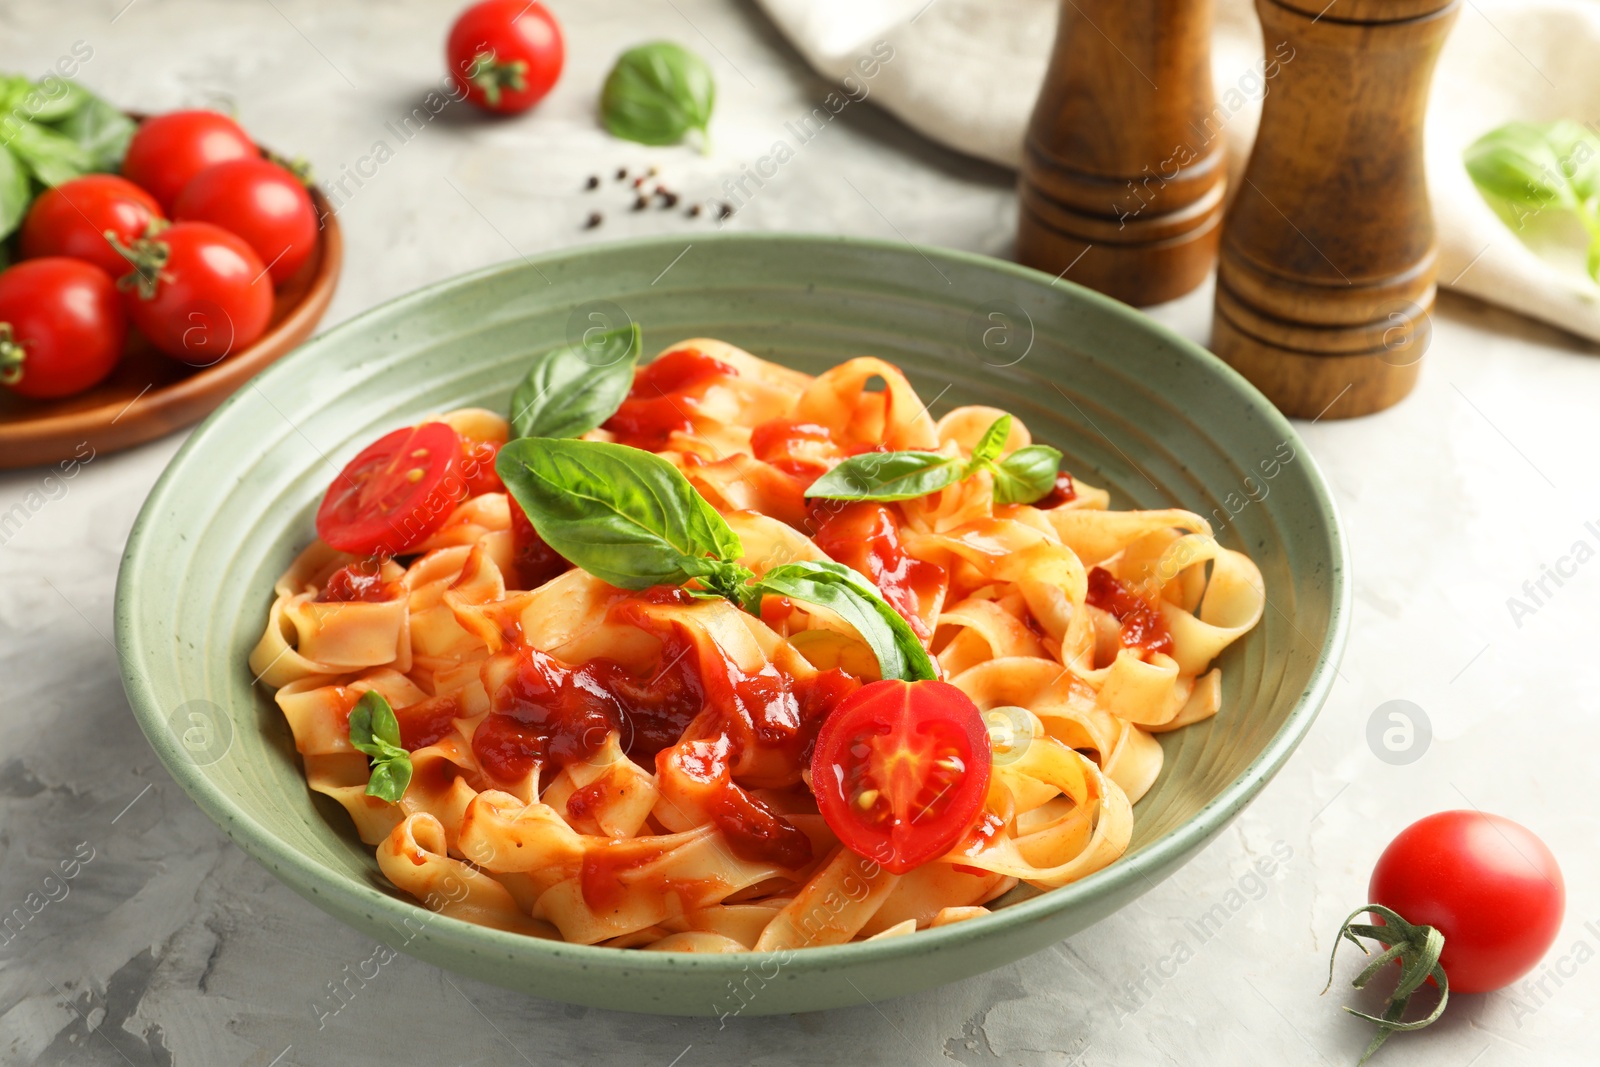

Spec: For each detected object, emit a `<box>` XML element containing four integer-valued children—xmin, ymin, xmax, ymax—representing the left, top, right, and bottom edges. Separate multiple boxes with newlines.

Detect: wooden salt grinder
<box><xmin>1211</xmin><ymin>0</ymin><xmax>1460</xmax><ymax>419</ymax></box>
<box><xmin>1017</xmin><ymin>0</ymin><xmax>1226</xmax><ymax>307</ymax></box>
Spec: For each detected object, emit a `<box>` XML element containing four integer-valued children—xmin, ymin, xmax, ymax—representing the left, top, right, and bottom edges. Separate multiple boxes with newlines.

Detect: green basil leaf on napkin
<box><xmin>496</xmin><ymin>437</ymin><xmax>742</xmax><ymax>589</ymax></box>
<box><xmin>601</xmin><ymin>42</ymin><xmax>716</xmax><ymax>148</ymax></box>
<box><xmin>749</xmin><ymin>560</ymin><xmax>937</xmax><ymax>682</ymax></box>
<box><xmin>348</xmin><ymin>690</ymin><xmax>412</xmax><ymax>803</ymax></box>
<box><xmin>508</xmin><ymin>323</ymin><xmax>641</xmax><ymax>440</ymax></box>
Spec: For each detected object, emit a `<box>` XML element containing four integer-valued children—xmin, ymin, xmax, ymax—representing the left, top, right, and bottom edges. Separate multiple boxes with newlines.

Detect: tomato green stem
<box><xmin>106</xmin><ymin>231</ymin><xmax>170</xmax><ymax>301</ymax></box>
<box><xmin>468</xmin><ymin>50</ymin><xmax>528</xmax><ymax>107</ymax></box>
<box><xmin>0</xmin><ymin>323</ymin><xmax>25</xmax><ymax>386</ymax></box>
<box><xmin>1323</xmin><ymin>904</ymin><xmax>1450</xmax><ymax>1065</ymax></box>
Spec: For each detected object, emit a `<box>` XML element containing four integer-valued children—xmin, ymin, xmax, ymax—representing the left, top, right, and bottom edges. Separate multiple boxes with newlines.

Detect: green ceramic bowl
<box><xmin>116</xmin><ymin>234</ymin><xmax>1348</xmax><ymax>1015</ymax></box>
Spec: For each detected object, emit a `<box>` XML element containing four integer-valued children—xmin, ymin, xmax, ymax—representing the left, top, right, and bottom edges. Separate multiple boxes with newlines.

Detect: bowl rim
<box><xmin>115</xmin><ymin>231</ymin><xmax>1351</xmax><ymax>981</ymax></box>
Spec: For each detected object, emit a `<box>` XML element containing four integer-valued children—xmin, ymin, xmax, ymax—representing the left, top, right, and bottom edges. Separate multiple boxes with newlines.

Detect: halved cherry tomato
<box><xmin>19</xmin><ymin>175</ymin><xmax>164</xmax><ymax>279</ymax></box>
<box><xmin>121</xmin><ymin>110</ymin><xmax>257</xmax><ymax>212</ymax></box>
<box><xmin>316</xmin><ymin>423</ymin><xmax>464</xmax><ymax>557</ymax></box>
<box><xmin>810</xmin><ymin>678</ymin><xmax>991</xmax><ymax>874</ymax></box>
<box><xmin>1369</xmin><ymin>810</ymin><xmax>1564</xmax><ymax>994</ymax></box>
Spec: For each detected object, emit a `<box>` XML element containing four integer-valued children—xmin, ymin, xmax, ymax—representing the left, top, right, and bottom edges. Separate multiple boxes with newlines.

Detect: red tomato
<box><xmin>0</xmin><ymin>258</ymin><xmax>126</xmax><ymax>400</ymax></box>
<box><xmin>122</xmin><ymin>110</ymin><xmax>257</xmax><ymax>211</ymax></box>
<box><xmin>810</xmin><ymin>678</ymin><xmax>991</xmax><ymax>874</ymax></box>
<box><xmin>19</xmin><ymin>175</ymin><xmax>164</xmax><ymax>279</ymax></box>
<box><xmin>447</xmin><ymin>0</ymin><xmax>564</xmax><ymax>114</ymax></box>
<box><xmin>459</xmin><ymin>438</ymin><xmax>503</xmax><ymax>497</ymax></box>
<box><xmin>173</xmin><ymin>159</ymin><xmax>318</xmax><ymax>285</ymax></box>
<box><xmin>316</xmin><ymin>423</ymin><xmax>464</xmax><ymax>557</ymax></box>
<box><xmin>1370</xmin><ymin>811</ymin><xmax>1564</xmax><ymax>994</ymax></box>
<box><xmin>116</xmin><ymin>221</ymin><xmax>273</xmax><ymax>365</ymax></box>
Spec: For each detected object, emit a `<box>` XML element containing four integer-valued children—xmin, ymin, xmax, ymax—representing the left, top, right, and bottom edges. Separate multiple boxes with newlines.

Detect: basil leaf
<box><xmin>750</xmin><ymin>561</ymin><xmax>936</xmax><ymax>682</ymax></box>
<box><xmin>509</xmin><ymin>323</ymin><xmax>641</xmax><ymax>440</ymax></box>
<box><xmin>0</xmin><ymin>144</ymin><xmax>29</xmax><ymax>241</ymax></box>
<box><xmin>601</xmin><ymin>42</ymin><xmax>715</xmax><ymax>148</ymax></box>
<box><xmin>992</xmin><ymin>445</ymin><xmax>1063</xmax><ymax>505</ymax></box>
<box><xmin>348</xmin><ymin>690</ymin><xmax>412</xmax><ymax>803</ymax></box>
<box><xmin>497</xmin><ymin>437</ymin><xmax>741</xmax><ymax>589</ymax></box>
<box><xmin>1465</xmin><ymin>122</ymin><xmax>1576</xmax><ymax>208</ymax></box>
<box><xmin>51</xmin><ymin>92</ymin><xmax>136</xmax><ymax>171</ymax></box>
<box><xmin>969</xmin><ymin>415</ymin><xmax>1012</xmax><ymax>467</ymax></box>
<box><xmin>7</xmin><ymin>119</ymin><xmax>91</xmax><ymax>186</ymax></box>
<box><xmin>1544</xmin><ymin>119</ymin><xmax>1600</xmax><ymax>200</ymax></box>
<box><xmin>18</xmin><ymin>80</ymin><xmax>87</xmax><ymax>123</ymax></box>
<box><xmin>805</xmin><ymin>451</ymin><xmax>964</xmax><ymax>502</ymax></box>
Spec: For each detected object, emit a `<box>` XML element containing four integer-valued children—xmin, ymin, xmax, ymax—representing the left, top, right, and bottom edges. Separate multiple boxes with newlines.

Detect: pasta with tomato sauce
<box><xmin>249</xmin><ymin>338</ymin><xmax>1266</xmax><ymax>951</ymax></box>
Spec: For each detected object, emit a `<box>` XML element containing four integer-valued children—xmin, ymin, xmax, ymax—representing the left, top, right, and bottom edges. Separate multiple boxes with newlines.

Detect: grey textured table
<box><xmin>1</xmin><ymin>2</ymin><xmax>1596</xmax><ymax>1065</ymax></box>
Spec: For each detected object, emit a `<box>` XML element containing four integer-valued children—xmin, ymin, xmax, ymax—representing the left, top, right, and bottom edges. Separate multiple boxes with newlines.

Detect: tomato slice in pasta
<box><xmin>811</xmin><ymin>679</ymin><xmax>992</xmax><ymax>875</ymax></box>
<box><xmin>315</xmin><ymin>422</ymin><xmax>463</xmax><ymax>557</ymax></box>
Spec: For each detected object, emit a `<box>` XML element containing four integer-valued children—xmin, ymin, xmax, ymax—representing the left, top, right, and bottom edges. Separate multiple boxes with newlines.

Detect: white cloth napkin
<box><xmin>755</xmin><ymin>0</ymin><xmax>1600</xmax><ymax>342</ymax></box>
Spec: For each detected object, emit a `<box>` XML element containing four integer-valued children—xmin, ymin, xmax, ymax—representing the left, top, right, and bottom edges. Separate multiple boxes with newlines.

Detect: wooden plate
<box><xmin>0</xmin><ymin>185</ymin><xmax>342</xmax><ymax>470</ymax></box>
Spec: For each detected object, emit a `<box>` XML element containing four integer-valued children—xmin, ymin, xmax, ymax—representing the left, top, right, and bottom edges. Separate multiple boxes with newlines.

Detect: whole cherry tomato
<box><xmin>174</xmin><ymin>158</ymin><xmax>319</xmax><ymax>285</ymax></box>
<box><xmin>316</xmin><ymin>422</ymin><xmax>465</xmax><ymax>557</ymax></box>
<box><xmin>121</xmin><ymin>110</ymin><xmax>257</xmax><ymax>211</ymax></box>
<box><xmin>1369</xmin><ymin>810</ymin><xmax>1564</xmax><ymax>994</ymax></box>
<box><xmin>115</xmin><ymin>221</ymin><xmax>273</xmax><ymax>365</ymax></box>
<box><xmin>810</xmin><ymin>678</ymin><xmax>992</xmax><ymax>874</ymax></box>
<box><xmin>19</xmin><ymin>175</ymin><xmax>164</xmax><ymax>279</ymax></box>
<box><xmin>0</xmin><ymin>258</ymin><xmax>126</xmax><ymax>399</ymax></box>
<box><xmin>447</xmin><ymin>0</ymin><xmax>564</xmax><ymax>114</ymax></box>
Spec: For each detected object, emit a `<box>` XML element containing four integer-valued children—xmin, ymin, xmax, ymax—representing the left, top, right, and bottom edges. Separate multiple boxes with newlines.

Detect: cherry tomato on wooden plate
<box><xmin>173</xmin><ymin>158</ymin><xmax>318</xmax><ymax>285</ymax></box>
<box><xmin>810</xmin><ymin>678</ymin><xmax>991</xmax><ymax>874</ymax></box>
<box><xmin>121</xmin><ymin>109</ymin><xmax>257</xmax><ymax>211</ymax></box>
<box><xmin>114</xmin><ymin>221</ymin><xmax>273</xmax><ymax>365</ymax></box>
<box><xmin>447</xmin><ymin>0</ymin><xmax>565</xmax><ymax>114</ymax></box>
<box><xmin>316</xmin><ymin>422</ymin><xmax>465</xmax><ymax>557</ymax></box>
<box><xmin>19</xmin><ymin>175</ymin><xmax>164</xmax><ymax>279</ymax></box>
<box><xmin>0</xmin><ymin>258</ymin><xmax>127</xmax><ymax>400</ymax></box>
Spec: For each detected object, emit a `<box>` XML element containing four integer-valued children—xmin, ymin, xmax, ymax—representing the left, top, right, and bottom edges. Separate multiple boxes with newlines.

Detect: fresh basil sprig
<box><xmin>600</xmin><ymin>42</ymin><xmax>715</xmax><ymax>149</ymax></box>
<box><xmin>497</xmin><ymin>437</ymin><xmax>937</xmax><ymax>681</ymax></box>
<box><xmin>509</xmin><ymin>324</ymin><xmax>641</xmax><ymax>440</ymax></box>
<box><xmin>497</xmin><ymin>437</ymin><xmax>739</xmax><ymax>589</ymax></box>
<box><xmin>0</xmin><ymin>73</ymin><xmax>136</xmax><ymax>242</ymax></box>
<box><xmin>348</xmin><ymin>690</ymin><xmax>412</xmax><ymax>803</ymax></box>
<box><xmin>1465</xmin><ymin>119</ymin><xmax>1600</xmax><ymax>281</ymax></box>
<box><xmin>806</xmin><ymin>414</ymin><xmax>1064</xmax><ymax>506</ymax></box>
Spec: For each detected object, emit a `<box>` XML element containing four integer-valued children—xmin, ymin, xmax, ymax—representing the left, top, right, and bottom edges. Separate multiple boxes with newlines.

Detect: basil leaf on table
<box><xmin>496</xmin><ymin>437</ymin><xmax>743</xmax><ymax>590</ymax></box>
<box><xmin>348</xmin><ymin>690</ymin><xmax>412</xmax><ymax>803</ymax></box>
<box><xmin>0</xmin><ymin>145</ymin><xmax>30</xmax><ymax>242</ymax></box>
<box><xmin>51</xmin><ymin>92</ymin><xmax>137</xmax><ymax>171</ymax></box>
<box><xmin>991</xmin><ymin>445</ymin><xmax>1063</xmax><ymax>505</ymax></box>
<box><xmin>749</xmin><ymin>561</ymin><xmax>937</xmax><ymax>682</ymax></box>
<box><xmin>508</xmin><ymin>323</ymin><xmax>641</xmax><ymax>440</ymax></box>
<box><xmin>601</xmin><ymin>42</ymin><xmax>716</xmax><ymax>148</ymax></box>
<box><xmin>805</xmin><ymin>451</ymin><xmax>965</xmax><ymax>502</ymax></box>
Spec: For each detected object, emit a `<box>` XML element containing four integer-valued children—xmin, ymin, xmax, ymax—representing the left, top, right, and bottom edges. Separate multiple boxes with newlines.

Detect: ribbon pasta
<box><xmin>250</xmin><ymin>340</ymin><xmax>1265</xmax><ymax>951</ymax></box>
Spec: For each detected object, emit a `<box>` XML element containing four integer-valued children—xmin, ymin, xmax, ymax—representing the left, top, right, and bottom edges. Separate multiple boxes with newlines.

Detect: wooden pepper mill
<box><xmin>1018</xmin><ymin>0</ymin><xmax>1226</xmax><ymax>307</ymax></box>
<box><xmin>1212</xmin><ymin>0</ymin><xmax>1460</xmax><ymax>419</ymax></box>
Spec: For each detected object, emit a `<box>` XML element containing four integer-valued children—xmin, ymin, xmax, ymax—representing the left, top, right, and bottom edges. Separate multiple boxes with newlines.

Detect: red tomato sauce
<box><xmin>508</xmin><ymin>500</ymin><xmax>572</xmax><ymax>590</ymax></box>
<box><xmin>809</xmin><ymin>501</ymin><xmax>946</xmax><ymax>641</ymax></box>
<box><xmin>316</xmin><ymin>563</ymin><xmax>402</xmax><ymax>603</ymax></box>
<box><xmin>471</xmin><ymin>587</ymin><xmax>858</xmax><ymax>877</ymax></box>
<box><xmin>1085</xmin><ymin>566</ymin><xmax>1174</xmax><ymax>656</ymax></box>
<box><xmin>602</xmin><ymin>347</ymin><xmax>738</xmax><ymax>451</ymax></box>
<box><xmin>1039</xmin><ymin>471</ymin><xmax>1077</xmax><ymax>507</ymax></box>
